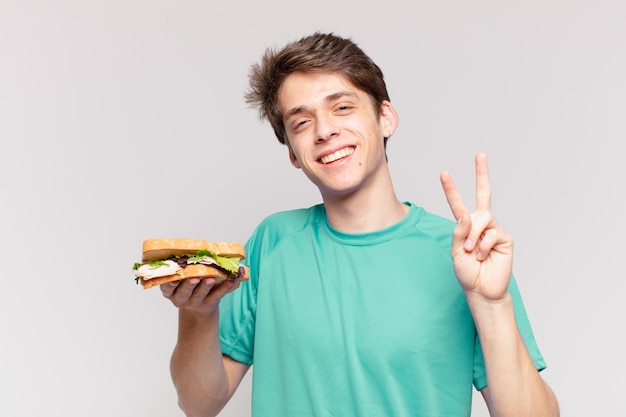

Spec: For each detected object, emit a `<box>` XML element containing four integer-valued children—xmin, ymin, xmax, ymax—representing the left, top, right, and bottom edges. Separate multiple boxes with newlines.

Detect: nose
<box><xmin>315</xmin><ymin>115</ymin><xmax>340</xmax><ymax>142</ymax></box>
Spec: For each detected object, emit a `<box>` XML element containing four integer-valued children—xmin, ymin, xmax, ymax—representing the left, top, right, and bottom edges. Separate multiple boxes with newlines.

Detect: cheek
<box><xmin>288</xmin><ymin>148</ymin><xmax>302</xmax><ymax>168</ymax></box>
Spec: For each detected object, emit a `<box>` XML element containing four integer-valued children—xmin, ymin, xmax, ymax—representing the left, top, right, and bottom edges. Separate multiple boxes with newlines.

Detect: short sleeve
<box><xmin>219</xmin><ymin>235</ymin><xmax>260</xmax><ymax>365</ymax></box>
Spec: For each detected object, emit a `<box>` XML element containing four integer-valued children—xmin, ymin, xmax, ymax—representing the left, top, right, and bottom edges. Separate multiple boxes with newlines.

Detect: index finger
<box><xmin>475</xmin><ymin>152</ymin><xmax>492</xmax><ymax>212</ymax></box>
<box><xmin>440</xmin><ymin>169</ymin><xmax>469</xmax><ymax>221</ymax></box>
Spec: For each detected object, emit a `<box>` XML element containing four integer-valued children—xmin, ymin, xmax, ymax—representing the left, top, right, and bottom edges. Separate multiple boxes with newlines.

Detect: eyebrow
<box><xmin>283</xmin><ymin>91</ymin><xmax>360</xmax><ymax>121</ymax></box>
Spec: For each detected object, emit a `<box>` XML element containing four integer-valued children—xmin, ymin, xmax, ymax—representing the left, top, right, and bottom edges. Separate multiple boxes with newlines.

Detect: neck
<box><xmin>321</xmin><ymin>176</ymin><xmax>409</xmax><ymax>233</ymax></box>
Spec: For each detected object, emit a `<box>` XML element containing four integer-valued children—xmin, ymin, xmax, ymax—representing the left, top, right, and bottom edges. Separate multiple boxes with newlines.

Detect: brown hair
<box><xmin>245</xmin><ymin>32</ymin><xmax>391</xmax><ymax>146</ymax></box>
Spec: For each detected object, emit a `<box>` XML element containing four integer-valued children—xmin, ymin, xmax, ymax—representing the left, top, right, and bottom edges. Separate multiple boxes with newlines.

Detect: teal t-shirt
<box><xmin>220</xmin><ymin>203</ymin><xmax>546</xmax><ymax>417</ymax></box>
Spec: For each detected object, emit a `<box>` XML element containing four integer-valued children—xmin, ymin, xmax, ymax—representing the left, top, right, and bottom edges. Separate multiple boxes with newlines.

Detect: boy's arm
<box><xmin>440</xmin><ymin>153</ymin><xmax>559</xmax><ymax>416</ymax></box>
<box><xmin>471</xmin><ymin>293</ymin><xmax>559</xmax><ymax>417</ymax></box>
<box><xmin>163</xmin><ymin>278</ymin><xmax>250</xmax><ymax>417</ymax></box>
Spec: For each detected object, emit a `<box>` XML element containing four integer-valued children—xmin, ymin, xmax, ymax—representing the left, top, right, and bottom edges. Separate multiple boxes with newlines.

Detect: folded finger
<box><xmin>160</xmin><ymin>281</ymin><xmax>180</xmax><ymax>298</ymax></box>
<box><xmin>464</xmin><ymin>210</ymin><xmax>494</xmax><ymax>251</ymax></box>
<box><xmin>475</xmin><ymin>228</ymin><xmax>498</xmax><ymax>261</ymax></box>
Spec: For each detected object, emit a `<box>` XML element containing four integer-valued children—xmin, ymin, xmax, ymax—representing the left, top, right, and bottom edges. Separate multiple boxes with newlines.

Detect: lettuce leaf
<box><xmin>133</xmin><ymin>249</ymin><xmax>241</xmax><ymax>275</ymax></box>
<box><xmin>133</xmin><ymin>260</ymin><xmax>170</xmax><ymax>270</ymax></box>
<box><xmin>193</xmin><ymin>249</ymin><xmax>240</xmax><ymax>274</ymax></box>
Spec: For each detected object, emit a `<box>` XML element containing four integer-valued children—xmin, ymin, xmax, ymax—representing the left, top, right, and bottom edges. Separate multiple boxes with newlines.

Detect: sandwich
<box><xmin>133</xmin><ymin>238</ymin><xmax>249</xmax><ymax>289</ymax></box>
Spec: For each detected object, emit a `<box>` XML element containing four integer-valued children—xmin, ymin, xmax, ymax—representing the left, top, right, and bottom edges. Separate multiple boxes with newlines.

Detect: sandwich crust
<box><xmin>141</xmin><ymin>264</ymin><xmax>250</xmax><ymax>289</ymax></box>
<box><xmin>142</xmin><ymin>238</ymin><xmax>246</xmax><ymax>263</ymax></box>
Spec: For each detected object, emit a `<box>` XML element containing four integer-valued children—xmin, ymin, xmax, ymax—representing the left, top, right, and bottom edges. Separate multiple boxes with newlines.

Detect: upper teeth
<box><xmin>321</xmin><ymin>147</ymin><xmax>354</xmax><ymax>164</ymax></box>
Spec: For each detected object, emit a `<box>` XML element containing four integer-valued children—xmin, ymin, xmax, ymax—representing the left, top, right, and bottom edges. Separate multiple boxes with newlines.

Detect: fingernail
<box><xmin>464</xmin><ymin>238</ymin><xmax>473</xmax><ymax>251</ymax></box>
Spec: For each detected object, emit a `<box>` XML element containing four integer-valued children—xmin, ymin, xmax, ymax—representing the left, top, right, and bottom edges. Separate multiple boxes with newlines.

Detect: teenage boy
<box><xmin>161</xmin><ymin>32</ymin><xmax>559</xmax><ymax>417</ymax></box>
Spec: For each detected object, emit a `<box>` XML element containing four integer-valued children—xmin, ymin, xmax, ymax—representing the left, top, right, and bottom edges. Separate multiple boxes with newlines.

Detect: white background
<box><xmin>1</xmin><ymin>1</ymin><xmax>624</xmax><ymax>416</ymax></box>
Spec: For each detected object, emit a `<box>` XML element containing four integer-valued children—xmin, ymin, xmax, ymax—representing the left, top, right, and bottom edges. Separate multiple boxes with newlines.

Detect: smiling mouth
<box><xmin>320</xmin><ymin>147</ymin><xmax>355</xmax><ymax>164</ymax></box>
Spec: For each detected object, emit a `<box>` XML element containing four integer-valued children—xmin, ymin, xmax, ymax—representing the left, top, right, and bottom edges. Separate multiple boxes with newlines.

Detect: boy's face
<box><xmin>278</xmin><ymin>71</ymin><xmax>398</xmax><ymax>200</ymax></box>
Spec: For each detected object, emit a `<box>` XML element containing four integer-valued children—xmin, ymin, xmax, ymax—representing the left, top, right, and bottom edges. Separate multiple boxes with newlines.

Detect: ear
<box><xmin>288</xmin><ymin>147</ymin><xmax>301</xmax><ymax>169</ymax></box>
<box><xmin>379</xmin><ymin>101</ymin><xmax>399</xmax><ymax>138</ymax></box>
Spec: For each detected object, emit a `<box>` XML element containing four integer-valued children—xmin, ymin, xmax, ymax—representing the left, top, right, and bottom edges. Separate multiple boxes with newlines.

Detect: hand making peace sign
<box><xmin>440</xmin><ymin>153</ymin><xmax>514</xmax><ymax>301</ymax></box>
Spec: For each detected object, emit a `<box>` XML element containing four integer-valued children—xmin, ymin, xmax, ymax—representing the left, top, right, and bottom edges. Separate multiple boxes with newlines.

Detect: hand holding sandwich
<box><xmin>134</xmin><ymin>238</ymin><xmax>249</xmax><ymax>312</ymax></box>
<box><xmin>160</xmin><ymin>273</ymin><xmax>242</xmax><ymax>312</ymax></box>
<box><xmin>130</xmin><ymin>238</ymin><xmax>252</xmax><ymax>416</ymax></box>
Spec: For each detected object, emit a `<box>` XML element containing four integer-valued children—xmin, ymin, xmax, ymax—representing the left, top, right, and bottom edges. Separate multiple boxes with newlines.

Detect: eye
<box><xmin>335</xmin><ymin>103</ymin><xmax>354</xmax><ymax>113</ymax></box>
<box><xmin>291</xmin><ymin>118</ymin><xmax>310</xmax><ymax>132</ymax></box>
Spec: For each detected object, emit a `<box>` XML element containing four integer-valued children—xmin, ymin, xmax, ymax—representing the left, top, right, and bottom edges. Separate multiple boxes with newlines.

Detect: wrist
<box><xmin>464</xmin><ymin>290</ymin><xmax>514</xmax><ymax>319</ymax></box>
<box><xmin>179</xmin><ymin>305</ymin><xmax>219</xmax><ymax>328</ymax></box>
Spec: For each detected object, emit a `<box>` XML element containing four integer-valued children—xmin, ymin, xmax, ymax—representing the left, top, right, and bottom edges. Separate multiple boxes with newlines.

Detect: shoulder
<box><xmin>407</xmin><ymin>202</ymin><xmax>454</xmax><ymax>227</ymax></box>
<box><xmin>262</xmin><ymin>205</ymin><xmax>320</xmax><ymax>223</ymax></box>
<box><xmin>257</xmin><ymin>204</ymin><xmax>323</xmax><ymax>231</ymax></box>
<box><xmin>406</xmin><ymin>202</ymin><xmax>457</xmax><ymax>245</ymax></box>
<box><xmin>242</xmin><ymin>205</ymin><xmax>324</xmax><ymax>269</ymax></box>
<box><xmin>247</xmin><ymin>204</ymin><xmax>323</xmax><ymax>248</ymax></box>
